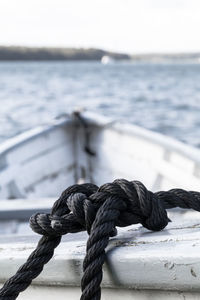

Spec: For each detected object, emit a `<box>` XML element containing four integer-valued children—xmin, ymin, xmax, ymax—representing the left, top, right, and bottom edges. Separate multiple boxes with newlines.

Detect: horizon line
<box><xmin>1</xmin><ymin>45</ymin><xmax>200</xmax><ymax>56</ymax></box>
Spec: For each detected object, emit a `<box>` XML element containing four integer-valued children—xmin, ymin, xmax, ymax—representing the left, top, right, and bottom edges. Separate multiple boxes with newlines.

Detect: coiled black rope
<box><xmin>0</xmin><ymin>178</ymin><xmax>200</xmax><ymax>299</ymax></box>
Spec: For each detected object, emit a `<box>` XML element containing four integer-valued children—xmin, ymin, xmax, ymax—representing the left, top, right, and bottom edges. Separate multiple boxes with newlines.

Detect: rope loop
<box><xmin>1</xmin><ymin>179</ymin><xmax>200</xmax><ymax>299</ymax></box>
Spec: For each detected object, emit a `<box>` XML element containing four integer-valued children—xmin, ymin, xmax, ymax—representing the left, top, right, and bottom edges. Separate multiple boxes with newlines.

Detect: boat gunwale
<box><xmin>82</xmin><ymin>111</ymin><xmax>200</xmax><ymax>165</ymax></box>
<box><xmin>1</xmin><ymin>111</ymin><xmax>200</xmax><ymax>165</ymax></box>
<box><xmin>0</xmin><ymin>117</ymin><xmax>73</xmax><ymax>157</ymax></box>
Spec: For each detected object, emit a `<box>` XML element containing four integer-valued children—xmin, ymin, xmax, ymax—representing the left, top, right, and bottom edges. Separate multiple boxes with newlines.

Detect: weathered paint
<box><xmin>1</xmin><ymin>112</ymin><xmax>200</xmax><ymax>298</ymax></box>
<box><xmin>1</xmin><ymin>285</ymin><xmax>200</xmax><ymax>300</ymax></box>
<box><xmin>1</xmin><ymin>111</ymin><xmax>200</xmax><ymax>199</ymax></box>
<box><xmin>0</xmin><ymin>120</ymin><xmax>75</xmax><ymax>199</ymax></box>
<box><xmin>1</xmin><ymin>217</ymin><xmax>200</xmax><ymax>297</ymax></box>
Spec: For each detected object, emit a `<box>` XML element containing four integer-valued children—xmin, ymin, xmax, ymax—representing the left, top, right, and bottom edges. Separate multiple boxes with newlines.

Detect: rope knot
<box><xmin>98</xmin><ymin>179</ymin><xmax>169</xmax><ymax>231</ymax></box>
<box><xmin>30</xmin><ymin>183</ymin><xmax>98</xmax><ymax>237</ymax></box>
<box><xmin>2</xmin><ymin>178</ymin><xmax>198</xmax><ymax>300</ymax></box>
<box><xmin>30</xmin><ymin>180</ymin><xmax>170</xmax><ymax>238</ymax></box>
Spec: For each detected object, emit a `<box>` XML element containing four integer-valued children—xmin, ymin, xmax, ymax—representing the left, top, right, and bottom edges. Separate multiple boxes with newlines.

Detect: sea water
<box><xmin>0</xmin><ymin>61</ymin><xmax>200</xmax><ymax>147</ymax></box>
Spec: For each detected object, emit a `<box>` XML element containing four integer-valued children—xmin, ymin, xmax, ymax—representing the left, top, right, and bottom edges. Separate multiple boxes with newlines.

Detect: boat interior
<box><xmin>1</xmin><ymin>111</ymin><xmax>200</xmax><ymax>234</ymax></box>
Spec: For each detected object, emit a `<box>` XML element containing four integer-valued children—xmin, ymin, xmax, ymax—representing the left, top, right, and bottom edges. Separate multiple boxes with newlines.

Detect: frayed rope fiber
<box><xmin>0</xmin><ymin>178</ymin><xmax>200</xmax><ymax>299</ymax></box>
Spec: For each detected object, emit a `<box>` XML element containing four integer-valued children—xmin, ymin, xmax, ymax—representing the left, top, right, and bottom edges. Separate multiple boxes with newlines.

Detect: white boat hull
<box><xmin>1</xmin><ymin>285</ymin><xmax>199</xmax><ymax>300</ymax></box>
<box><xmin>1</xmin><ymin>111</ymin><xmax>200</xmax><ymax>201</ymax></box>
<box><xmin>1</xmin><ymin>111</ymin><xmax>200</xmax><ymax>299</ymax></box>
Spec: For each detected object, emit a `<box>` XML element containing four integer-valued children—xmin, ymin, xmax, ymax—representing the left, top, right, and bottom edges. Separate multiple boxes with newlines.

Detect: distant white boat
<box><xmin>101</xmin><ymin>55</ymin><xmax>114</xmax><ymax>64</ymax></box>
<box><xmin>1</xmin><ymin>111</ymin><xmax>200</xmax><ymax>299</ymax></box>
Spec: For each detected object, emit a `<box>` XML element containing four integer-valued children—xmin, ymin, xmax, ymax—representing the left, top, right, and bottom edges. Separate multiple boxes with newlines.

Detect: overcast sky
<box><xmin>0</xmin><ymin>0</ymin><xmax>200</xmax><ymax>54</ymax></box>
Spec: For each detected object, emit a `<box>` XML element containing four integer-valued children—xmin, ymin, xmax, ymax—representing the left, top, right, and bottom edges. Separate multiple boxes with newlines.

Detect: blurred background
<box><xmin>1</xmin><ymin>0</ymin><xmax>200</xmax><ymax>147</ymax></box>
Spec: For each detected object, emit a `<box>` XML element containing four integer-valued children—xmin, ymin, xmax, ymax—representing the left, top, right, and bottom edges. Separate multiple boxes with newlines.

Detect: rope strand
<box><xmin>1</xmin><ymin>179</ymin><xmax>200</xmax><ymax>299</ymax></box>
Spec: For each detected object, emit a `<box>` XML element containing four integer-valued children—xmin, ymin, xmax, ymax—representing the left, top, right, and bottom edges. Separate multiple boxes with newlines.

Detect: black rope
<box><xmin>1</xmin><ymin>179</ymin><xmax>200</xmax><ymax>299</ymax></box>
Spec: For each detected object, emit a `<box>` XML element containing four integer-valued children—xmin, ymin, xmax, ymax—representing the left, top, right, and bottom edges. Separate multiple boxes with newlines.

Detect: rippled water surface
<box><xmin>1</xmin><ymin>61</ymin><xmax>200</xmax><ymax>147</ymax></box>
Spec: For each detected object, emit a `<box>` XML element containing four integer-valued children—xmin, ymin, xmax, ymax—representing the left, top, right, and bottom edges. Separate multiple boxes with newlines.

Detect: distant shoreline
<box><xmin>0</xmin><ymin>46</ymin><xmax>200</xmax><ymax>62</ymax></box>
<box><xmin>0</xmin><ymin>46</ymin><xmax>130</xmax><ymax>61</ymax></box>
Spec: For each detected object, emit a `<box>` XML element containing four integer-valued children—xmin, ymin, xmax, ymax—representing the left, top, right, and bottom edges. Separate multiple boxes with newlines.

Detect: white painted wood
<box><xmin>0</xmin><ymin>118</ymin><xmax>75</xmax><ymax>199</ymax></box>
<box><xmin>0</xmin><ymin>198</ymin><xmax>55</xmax><ymax>234</ymax></box>
<box><xmin>1</xmin><ymin>215</ymin><xmax>200</xmax><ymax>298</ymax></box>
<box><xmin>1</xmin><ymin>112</ymin><xmax>200</xmax><ymax>298</ymax></box>
<box><xmin>1</xmin><ymin>111</ymin><xmax>200</xmax><ymax>199</ymax></box>
<box><xmin>0</xmin><ymin>198</ymin><xmax>54</xmax><ymax>210</ymax></box>
<box><xmin>82</xmin><ymin>111</ymin><xmax>200</xmax><ymax>191</ymax></box>
<box><xmin>0</xmin><ymin>198</ymin><xmax>54</xmax><ymax>216</ymax></box>
<box><xmin>1</xmin><ymin>285</ymin><xmax>200</xmax><ymax>300</ymax></box>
